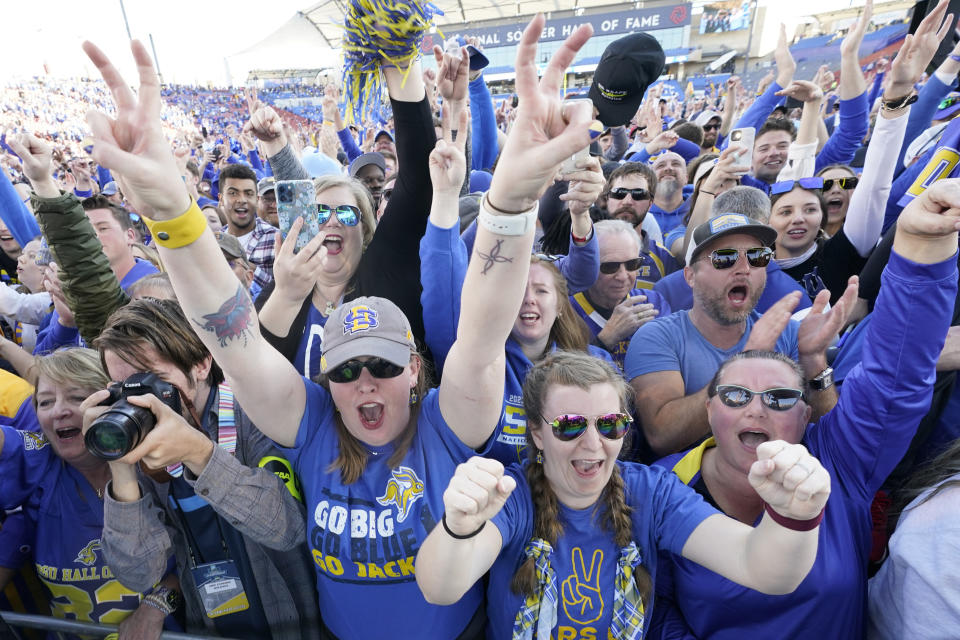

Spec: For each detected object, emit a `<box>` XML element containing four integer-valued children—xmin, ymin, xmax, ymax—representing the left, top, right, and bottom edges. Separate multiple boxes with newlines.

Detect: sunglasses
<box><xmin>706</xmin><ymin>247</ymin><xmax>773</xmax><ymax>270</ymax></box>
<box><xmin>599</xmin><ymin>258</ymin><xmax>643</xmax><ymax>274</ymax></box>
<box><xmin>939</xmin><ymin>95</ymin><xmax>960</xmax><ymax>110</ymax></box>
<box><xmin>770</xmin><ymin>177</ymin><xmax>824</xmax><ymax>196</ymax></box>
<box><xmin>543</xmin><ymin>413</ymin><xmax>633</xmax><ymax>442</ymax></box>
<box><xmin>821</xmin><ymin>177</ymin><xmax>858</xmax><ymax>191</ymax></box>
<box><xmin>317</xmin><ymin>204</ymin><xmax>361</xmax><ymax>226</ymax></box>
<box><xmin>702</xmin><ymin>123</ymin><xmax>720</xmax><ymax>131</ymax></box>
<box><xmin>608</xmin><ymin>188</ymin><xmax>651</xmax><ymax>201</ymax></box>
<box><xmin>326</xmin><ymin>357</ymin><xmax>405</xmax><ymax>383</ymax></box>
<box><xmin>715</xmin><ymin>384</ymin><xmax>805</xmax><ymax>411</ymax></box>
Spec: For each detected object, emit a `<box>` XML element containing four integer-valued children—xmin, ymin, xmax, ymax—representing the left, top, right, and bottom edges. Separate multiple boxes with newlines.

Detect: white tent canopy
<box><xmin>226</xmin><ymin>13</ymin><xmax>342</xmax><ymax>84</ymax></box>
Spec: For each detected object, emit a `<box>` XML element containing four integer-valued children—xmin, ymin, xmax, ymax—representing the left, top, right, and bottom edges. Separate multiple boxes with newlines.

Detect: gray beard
<box><xmin>657</xmin><ymin>179</ymin><xmax>680</xmax><ymax>202</ymax></box>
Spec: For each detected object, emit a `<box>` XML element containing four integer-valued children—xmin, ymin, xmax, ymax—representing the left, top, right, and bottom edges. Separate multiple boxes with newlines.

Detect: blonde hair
<box><xmin>31</xmin><ymin>348</ymin><xmax>110</xmax><ymax>410</ymax></box>
<box><xmin>528</xmin><ymin>256</ymin><xmax>591</xmax><ymax>356</ymax></box>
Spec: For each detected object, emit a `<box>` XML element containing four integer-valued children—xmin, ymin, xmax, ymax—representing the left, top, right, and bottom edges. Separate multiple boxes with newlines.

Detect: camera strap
<box><xmin>167</xmin><ymin>382</ymin><xmax>237</xmax><ymax>478</ymax></box>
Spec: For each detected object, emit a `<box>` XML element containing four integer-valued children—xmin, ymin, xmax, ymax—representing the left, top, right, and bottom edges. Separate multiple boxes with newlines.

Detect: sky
<box><xmin>0</xmin><ymin>0</ymin><xmax>882</xmax><ymax>86</ymax></box>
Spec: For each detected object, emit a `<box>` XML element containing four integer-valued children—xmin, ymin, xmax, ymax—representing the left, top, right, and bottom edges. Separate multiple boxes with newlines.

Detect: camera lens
<box><xmin>85</xmin><ymin>401</ymin><xmax>156</xmax><ymax>460</ymax></box>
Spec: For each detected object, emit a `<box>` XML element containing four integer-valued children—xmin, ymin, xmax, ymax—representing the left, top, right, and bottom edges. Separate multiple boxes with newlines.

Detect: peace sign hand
<box><xmin>429</xmin><ymin>107</ymin><xmax>470</xmax><ymax>196</ymax></box>
<box><xmin>561</xmin><ymin>547</ymin><xmax>604</xmax><ymax>624</ymax></box>
<box><xmin>82</xmin><ymin>40</ymin><xmax>190</xmax><ymax>220</ymax></box>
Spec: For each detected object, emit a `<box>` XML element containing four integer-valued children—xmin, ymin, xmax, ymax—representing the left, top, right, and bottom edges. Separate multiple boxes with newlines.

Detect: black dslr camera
<box><xmin>84</xmin><ymin>373</ymin><xmax>182</xmax><ymax>460</ymax></box>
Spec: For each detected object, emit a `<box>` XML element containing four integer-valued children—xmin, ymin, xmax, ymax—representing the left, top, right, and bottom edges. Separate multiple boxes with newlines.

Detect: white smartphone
<box><xmin>727</xmin><ymin>126</ymin><xmax>755</xmax><ymax>176</ymax></box>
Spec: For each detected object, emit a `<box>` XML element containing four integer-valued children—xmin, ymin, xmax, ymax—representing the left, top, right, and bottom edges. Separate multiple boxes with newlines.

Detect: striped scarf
<box><xmin>167</xmin><ymin>382</ymin><xmax>236</xmax><ymax>478</ymax></box>
<box><xmin>511</xmin><ymin>539</ymin><xmax>645</xmax><ymax>640</ymax></box>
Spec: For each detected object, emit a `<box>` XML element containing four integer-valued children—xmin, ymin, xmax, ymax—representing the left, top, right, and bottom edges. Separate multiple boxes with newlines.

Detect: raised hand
<box><xmin>886</xmin><ymin>0</ymin><xmax>953</xmax><ymax>95</ymax></box>
<box><xmin>243</xmin><ymin>87</ymin><xmax>287</xmax><ymax>156</ymax></box>
<box><xmin>82</xmin><ymin>40</ymin><xmax>190</xmax><ymax>220</ymax></box>
<box><xmin>797</xmin><ymin>277</ymin><xmax>858</xmax><ymax>358</ymax></box>
<box><xmin>7</xmin><ymin>132</ymin><xmax>58</xmax><ymax>197</ymax></box>
<box><xmin>744</xmin><ymin>291</ymin><xmax>803</xmax><ymax>352</ymax></box>
<box><xmin>272</xmin><ymin>217</ymin><xmax>329</xmax><ymax>303</ymax></box>
<box><xmin>749</xmin><ymin>441</ymin><xmax>830</xmax><ymax>521</ymax></box>
<box><xmin>561</xmin><ymin>547</ymin><xmax>604</xmax><ymax>624</ymax></box>
<box><xmin>429</xmin><ymin>107</ymin><xmax>469</xmax><ymax>196</ymax></box>
<box><xmin>895</xmin><ymin>178</ymin><xmax>960</xmax><ymax>264</ymax></box>
<box><xmin>487</xmin><ymin>14</ymin><xmax>595</xmax><ymax>214</ymax></box>
<box><xmin>433</xmin><ymin>44</ymin><xmax>470</xmax><ymax>103</ymax></box>
<box><xmin>442</xmin><ymin>457</ymin><xmax>516</xmax><ymax>537</ymax></box>
<box><xmin>774</xmin><ymin>24</ymin><xmax>796</xmax><ymax>88</ymax></box>
<box><xmin>560</xmin><ymin>154</ymin><xmax>604</xmax><ymax>217</ymax></box>
<box><xmin>775</xmin><ymin>80</ymin><xmax>823</xmax><ymax>104</ymax></box>
<box><xmin>647</xmin><ymin>130</ymin><xmax>679</xmax><ymax>155</ymax></box>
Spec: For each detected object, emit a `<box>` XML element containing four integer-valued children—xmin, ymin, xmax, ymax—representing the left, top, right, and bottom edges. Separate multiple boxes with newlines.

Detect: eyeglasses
<box><xmin>608</xmin><ymin>188</ymin><xmax>651</xmax><ymax>201</ymax></box>
<box><xmin>770</xmin><ymin>177</ymin><xmax>824</xmax><ymax>196</ymax></box>
<box><xmin>714</xmin><ymin>385</ymin><xmax>805</xmax><ymax>411</ymax></box>
<box><xmin>317</xmin><ymin>204</ymin><xmax>361</xmax><ymax>226</ymax></box>
<box><xmin>706</xmin><ymin>247</ymin><xmax>773</xmax><ymax>270</ymax></box>
<box><xmin>326</xmin><ymin>357</ymin><xmax>405</xmax><ymax>383</ymax></box>
<box><xmin>821</xmin><ymin>177</ymin><xmax>858</xmax><ymax>191</ymax></box>
<box><xmin>542</xmin><ymin>413</ymin><xmax>633</xmax><ymax>441</ymax></box>
<box><xmin>702</xmin><ymin>123</ymin><xmax>720</xmax><ymax>131</ymax></box>
<box><xmin>599</xmin><ymin>258</ymin><xmax>643</xmax><ymax>274</ymax></box>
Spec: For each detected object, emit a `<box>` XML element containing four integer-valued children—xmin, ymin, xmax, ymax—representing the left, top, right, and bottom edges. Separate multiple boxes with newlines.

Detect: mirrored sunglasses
<box><xmin>317</xmin><ymin>204</ymin><xmax>361</xmax><ymax>226</ymax></box>
<box><xmin>715</xmin><ymin>384</ymin><xmax>805</xmax><ymax>411</ymax></box>
<box><xmin>707</xmin><ymin>247</ymin><xmax>773</xmax><ymax>270</ymax></box>
<box><xmin>544</xmin><ymin>413</ymin><xmax>632</xmax><ymax>442</ymax></box>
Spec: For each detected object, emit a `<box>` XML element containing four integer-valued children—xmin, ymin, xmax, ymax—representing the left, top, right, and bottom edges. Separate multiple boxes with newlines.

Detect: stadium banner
<box><xmin>422</xmin><ymin>3</ymin><xmax>692</xmax><ymax>52</ymax></box>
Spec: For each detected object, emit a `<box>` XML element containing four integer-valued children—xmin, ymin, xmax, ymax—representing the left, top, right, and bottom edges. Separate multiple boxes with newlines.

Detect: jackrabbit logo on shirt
<box><xmin>74</xmin><ymin>539</ymin><xmax>102</xmax><ymax>566</ymax></box>
<box><xmin>376</xmin><ymin>466</ymin><xmax>424</xmax><ymax>523</ymax></box>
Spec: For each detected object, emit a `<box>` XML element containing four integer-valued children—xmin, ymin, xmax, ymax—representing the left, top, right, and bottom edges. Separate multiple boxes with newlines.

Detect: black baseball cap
<box><xmin>588</xmin><ymin>32</ymin><xmax>666</xmax><ymax>128</ymax></box>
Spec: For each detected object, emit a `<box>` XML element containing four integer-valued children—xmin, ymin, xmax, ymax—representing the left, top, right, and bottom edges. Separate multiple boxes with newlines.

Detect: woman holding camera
<box><xmin>78</xmin><ymin>14</ymin><xmax>601</xmax><ymax>640</ymax></box>
<box><xmin>0</xmin><ymin>349</ymin><xmax>175</xmax><ymax>639</ymax></box>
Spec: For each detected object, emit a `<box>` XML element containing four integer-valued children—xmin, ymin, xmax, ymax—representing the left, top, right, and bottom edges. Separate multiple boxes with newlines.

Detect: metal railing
<box><xmin>0</xmin><ymin>611</ymin><xmax>237</xmax><ymax>640</ymax></box>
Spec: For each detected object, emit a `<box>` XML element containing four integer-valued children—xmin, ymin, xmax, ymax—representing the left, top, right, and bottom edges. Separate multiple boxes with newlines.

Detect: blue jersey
<box><xmin>279</xmin><ymin>384</ymin><xmax>486</xmax><ymax>639</ymax></box>
<box><xmin>569</xmin><ymin>288</ymin><xmax>672</xmax><ymax>371</ymax></box>
<box><xmin>294</xmin><ymin>303</ymin><xmax>328</xmax><ymax>380</ymax></box>
<box><xmin>1</xmin><ymin>427</ymin><xmax>145</xmax><ymax>638</ymax></box>
<box><xmin>650</xmin><ymin>251</ymin><xmax>958</xmax><ymax>640</ymax></box>
<box><xmin>647</xmin><ymin>201</ymin><xmax>690</xmax><ymax>237</ymax></box>
<box><xmin>635</xmin><ymin>235</ymin><xmax>680</xmax><ymax>290</ymax></box>
<box><xmin>489</xmin><ymin>340</ymin><xmax>616</xmax><ymax>466</ymax></box>
<box><xmin>487</xmin><ymin>461</ymin><xmax>717</xmax><ymax>639</ymax></box>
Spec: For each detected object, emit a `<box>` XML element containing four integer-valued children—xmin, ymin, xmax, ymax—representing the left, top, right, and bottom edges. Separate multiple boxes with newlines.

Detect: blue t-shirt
<box><xmin>569</xmin><ymin>288</ymin><xmax>672</xmax><ymax>371</ymax></box>
<box><xmin>623</xmin><ymin>310</ymin><xmax>799</xmax><ymax>391</ymax></box>
<box><xmin>1</xmin><ymin>427</ymin><xmax>145</xmax><ymax>638</ymax></box>
<box><xmin>279</xmin><ymin>384</ymin><xmax>486</xmax><ymax>639</ymax></box>
<box><xmin>294</xmin><ymin>304</ymin><xmax>328</xmax><ymax>380</ymax></box>
<box><xmin>653</xmin><ymin>261</ymin><xmax>813</xmax><ymax>316</ymax></box>
<box><xmin>487</xmin><ymin>461</ymin><xmax>717</xmax><ymax>639</ymax></box>
<box><xmin>489</xmin><ymin>340</ymin><xmax>615</xmax><ymax>466</ymax></box>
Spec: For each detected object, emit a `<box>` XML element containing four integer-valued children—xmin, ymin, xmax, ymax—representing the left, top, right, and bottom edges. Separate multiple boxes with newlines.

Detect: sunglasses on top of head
<box><xmin>770</xmin><ymin>177</ymin><xmax>824</xmax><ymax>196</ymax></box>
<box><xmin>939</xmin><ymin>95</ymin><xmax>960</xmax><ymax>110</ymax></box>
<box><xmin>821</xmin><ymin>177</ymin><xmax>858</xmax><ymax>191</ymax></box>
<box><xmin>541</xmin><ymin>413</ymin><xmax>633</xmax><ymax>442</ymax></box>
<box><xmin>326</xmin><ymin>357</ymin><xmax>405</xmax><ymax>383</ymax></box>
<box><xmin>704</xmin><ymin>246</ymin><xmax>773</xmax><ymax>270</ymax></box>
<box><xmin>714</xmin><ymin>384</ymin><xmax>805</xmax><ymax>411</ymax></box>
<box><xmin>608</xmin><ymin>188</ymin><xmax>651</xmax><ymax>201</ymax></box>
<box><xmin>317</xmin><ymin>204</ymin><xmax>361</xmax><ymax>226</ymax></box>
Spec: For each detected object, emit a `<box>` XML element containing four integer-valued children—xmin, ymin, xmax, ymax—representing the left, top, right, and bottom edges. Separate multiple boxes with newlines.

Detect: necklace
<box><xmin>324</xmin><ymin>299</ymin><xmax>336</xmax><ymax>315</ymax></box>
<box><xmin>96</xmin><ymin>487</ymin><xmax>104</xmax><ymax>499</ymax></box>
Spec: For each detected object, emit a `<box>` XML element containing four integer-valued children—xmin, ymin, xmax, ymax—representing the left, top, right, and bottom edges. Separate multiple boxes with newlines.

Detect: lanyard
<box><xmin>167</xmin><ymin>382</ymin><xmax>236</xmax><ymax>478</ymax></box>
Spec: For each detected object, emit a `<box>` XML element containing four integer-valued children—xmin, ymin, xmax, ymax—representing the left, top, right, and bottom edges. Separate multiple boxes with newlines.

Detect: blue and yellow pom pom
<box><xmin>341</xmin><ymin>0</ymin><xmax>444</xmax><ymax>125</ymax></box>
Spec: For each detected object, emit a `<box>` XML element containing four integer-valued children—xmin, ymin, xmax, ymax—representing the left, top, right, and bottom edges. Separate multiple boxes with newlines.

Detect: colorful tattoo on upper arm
<box><xmin>193</xmin><ymin>285</ymin><xmax>254</xmax><ymax>347</ymax></box>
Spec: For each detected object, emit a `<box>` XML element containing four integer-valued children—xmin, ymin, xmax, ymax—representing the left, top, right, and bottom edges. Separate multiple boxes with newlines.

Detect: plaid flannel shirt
<box><xmin>242</xmin><ymin>217</ymin><xmax>281</xmax><ymax>289</ymax></box>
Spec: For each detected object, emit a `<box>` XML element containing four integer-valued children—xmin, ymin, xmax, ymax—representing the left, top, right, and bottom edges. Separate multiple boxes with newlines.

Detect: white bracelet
<box><xmin>477</xmin><ymin>194</ymin><xmax>539</xmax><ymax>236</ymax></box>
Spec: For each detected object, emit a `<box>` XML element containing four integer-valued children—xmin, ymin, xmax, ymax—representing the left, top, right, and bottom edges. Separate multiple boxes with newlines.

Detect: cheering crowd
<box><xmin>3</xmin><ymin>0</ymin><xmax>960</xmax><ymax>638</ymax></box>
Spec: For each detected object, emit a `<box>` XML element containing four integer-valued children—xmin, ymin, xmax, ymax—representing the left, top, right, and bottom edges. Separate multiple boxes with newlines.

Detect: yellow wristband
<box><xmin>143</xmin><ymin>200</ymin><xmax>208</xmax><ymax>249</ymax></box>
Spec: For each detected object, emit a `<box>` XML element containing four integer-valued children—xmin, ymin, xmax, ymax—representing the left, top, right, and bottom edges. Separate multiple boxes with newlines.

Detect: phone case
<box><xmin>276</xmin><ymin>180</ymin><xmax>320</xmax><ymax>253</ymax></box>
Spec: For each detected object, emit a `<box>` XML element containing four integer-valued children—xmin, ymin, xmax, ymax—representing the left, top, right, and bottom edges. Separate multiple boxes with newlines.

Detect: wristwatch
<box><xmin>144</xmin><ymin>586</ymin><xmax>181</xmax><ymax>615</ymax></box>
<box><xmin>809</xmin><ymin>367</ymin><xmax>834</xmax><ymax>391</ymax></box>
